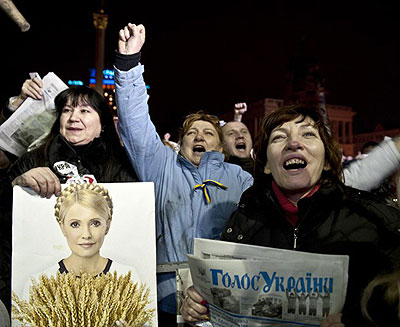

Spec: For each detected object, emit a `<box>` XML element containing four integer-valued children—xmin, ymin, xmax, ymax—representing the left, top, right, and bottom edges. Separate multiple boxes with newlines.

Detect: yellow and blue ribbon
<box><xmin>193</xmin><ymin>179</ymin><xmax>228</xmax><ymax>205</ymax></box>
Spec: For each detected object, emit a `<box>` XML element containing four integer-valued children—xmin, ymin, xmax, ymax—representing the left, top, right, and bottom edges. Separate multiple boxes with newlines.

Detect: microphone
<box><xmin>0</xmin><ymin>0</ymin><xmax>30</xmax><ymax>32</ymax></box>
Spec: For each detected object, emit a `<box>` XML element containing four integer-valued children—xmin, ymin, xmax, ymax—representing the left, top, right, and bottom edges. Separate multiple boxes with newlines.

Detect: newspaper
<box><xmin>187</xmin><ymin>238</ymin><xmax>349</xmax><ymax>327</ymax></box>
<box><xmin>0</xmin><ymin>72</ymin><xmax>68</xmax><ymax>156</ymax></box>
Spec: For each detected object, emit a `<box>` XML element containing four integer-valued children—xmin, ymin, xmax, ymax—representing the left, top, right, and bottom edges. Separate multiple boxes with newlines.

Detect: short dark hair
<box><xmin>253</xmin><ymin>104</ymin><xmax>343</xmax><ymax>186</ymax></box>
<box><xmin>52</xmin><ymin>86</ymin><xmax>114</xmax><ymax>137</ymax></box>
<box><xmin>39</xmin><ymin>86</ymin><xmax>131</xmax><ymax>181</ymax></box>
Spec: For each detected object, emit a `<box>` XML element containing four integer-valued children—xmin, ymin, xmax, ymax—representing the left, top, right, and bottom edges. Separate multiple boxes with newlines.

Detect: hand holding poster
<box><xmin>187</xmin><ymin>238</ymin><xmax>349</xmax><ymax>327</ymax></box>
<box><xmin>11</xmin><ymin>182</ymin><xmax>157</xmax><ymax>326</ymax></box>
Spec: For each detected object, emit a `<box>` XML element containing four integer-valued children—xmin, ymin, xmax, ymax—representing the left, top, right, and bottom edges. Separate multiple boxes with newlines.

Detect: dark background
<box><xmin>1</xmin><ymin>0</ymin><xmax>399</xmax><ymax>139</ymax></box>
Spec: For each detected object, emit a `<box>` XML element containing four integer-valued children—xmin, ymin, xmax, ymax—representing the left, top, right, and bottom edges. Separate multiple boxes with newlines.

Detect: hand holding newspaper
<box><xmin>0</xmin><ymin>72</ymin><xmax>68</xmax><ymax>156</ymax></box>
<box><xmin>186</xmin><ymin>238</ymin><xmax>349</xmax><ymax>327</ymax></box>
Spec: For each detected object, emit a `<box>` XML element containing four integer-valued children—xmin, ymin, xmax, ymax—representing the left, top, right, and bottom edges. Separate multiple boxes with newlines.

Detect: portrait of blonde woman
<box><xmin>12</xmin><ymin>182</ymin><xmax>157</xmax><ymax>326</ymax></box>
<box><xmin>48</xmin><ymin>183</ymin><xmax>141</xmax><ymax>279</ymax></box>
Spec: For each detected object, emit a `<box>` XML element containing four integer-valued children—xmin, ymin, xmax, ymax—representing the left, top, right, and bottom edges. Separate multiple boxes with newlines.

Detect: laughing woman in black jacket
<box><xmin>181</xmin><ymin>105</ymin><xmax>400</xmax><ymax>327</ymax></box>
<box><xmin>8</xmin><ymin>85</ymin><xmax>138</xmax><ymax>197</ymax></box>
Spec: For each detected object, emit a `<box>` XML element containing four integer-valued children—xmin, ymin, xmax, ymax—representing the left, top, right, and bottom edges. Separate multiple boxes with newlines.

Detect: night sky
<box><xmin>1</xmin><ymin>0</ymin><xmax>399</xmax><ymax>139</ymax></box>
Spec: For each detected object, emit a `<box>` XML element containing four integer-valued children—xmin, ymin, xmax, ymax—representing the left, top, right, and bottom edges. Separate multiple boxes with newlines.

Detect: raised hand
<box><xmin>118</xmin><ymin>23</ymin><xmax>145</xmax><ymax>55</ymax></box>
<box><xmin>233</xmin><ymin>102</ymin><xmax>247</xmax><ymax>122</ymax></box>
<box><xmin>10</xmin><ymin>77</ymin><xmax>43</xmax><ymax>110</ymax></box>
<box><xmin>20</xmin><ymin>77</ymin><xmax>43</xmax><ymax>101</ymax></box>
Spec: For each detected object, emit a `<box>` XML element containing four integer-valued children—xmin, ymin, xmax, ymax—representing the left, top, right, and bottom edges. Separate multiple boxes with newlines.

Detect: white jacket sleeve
<box><xmin>343</xmin><ymin>139</ymin><xmax>400</xmax><ymax>191</ymax></box>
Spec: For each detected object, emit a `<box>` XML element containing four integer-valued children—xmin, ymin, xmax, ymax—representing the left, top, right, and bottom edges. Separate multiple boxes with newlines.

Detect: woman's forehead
<box><xmin>64</xmin><ymin>203</ymin><xmax>106</xmax><ymax>220</ymax></box>
<box><xmin>271</xmin><ymin>116</ymin><xmax>317</xmax><ymax>132</ymax></box>
<box><xmin>66</xmin><ymin>95</ymin><xmax>91</xmax><ymax>108</ymax></box>
<box><xmin>188</xmin><ymin>120</ymin><xmax>218</xmax><ymax>130</ymax></box>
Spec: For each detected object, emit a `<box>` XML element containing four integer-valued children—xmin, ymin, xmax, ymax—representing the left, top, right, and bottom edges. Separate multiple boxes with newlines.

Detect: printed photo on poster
<box><xmin>11</xmin><ymin>182</ymin><xmax>157</xmax><ymax>326</ymax></box>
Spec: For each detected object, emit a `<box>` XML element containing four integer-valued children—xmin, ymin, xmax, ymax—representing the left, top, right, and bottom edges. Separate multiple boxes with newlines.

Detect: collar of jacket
<box><xmin>48</xmin><ymin>134</ymin><xmax>106</xmax><ymax>167</ymax></box>
<box><xmin>238</xmin><ymin>180</ymin><xmax>344</xmax><ymax>225</ymax></box>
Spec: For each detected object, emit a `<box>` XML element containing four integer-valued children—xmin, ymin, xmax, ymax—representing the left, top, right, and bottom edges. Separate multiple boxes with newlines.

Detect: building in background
<box><xmin>354</xmin><ymin>125</ymin><xmax>400</xmax><ymax>154</ymax></box>
<box><xmin>219</xmin><ymin>37</ymin><xmax>395</xmax><ymax>157</ymax></box>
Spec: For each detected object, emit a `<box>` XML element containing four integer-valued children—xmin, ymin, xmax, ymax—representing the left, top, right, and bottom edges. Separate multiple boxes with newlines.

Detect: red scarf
<box><xmin>272</xmin><ymin>181</ymin><xmax>320</xmax><ymax>227</ymax></box>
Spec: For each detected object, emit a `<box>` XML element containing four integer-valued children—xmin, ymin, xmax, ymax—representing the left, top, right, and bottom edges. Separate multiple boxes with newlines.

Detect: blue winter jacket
<box><xmin>114</xmin><ymin>64</ymin><xmax>253</xmax><ymax>312</ymax></box>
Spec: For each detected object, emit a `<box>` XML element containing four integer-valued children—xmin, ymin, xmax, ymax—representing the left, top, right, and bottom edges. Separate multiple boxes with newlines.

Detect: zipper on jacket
<box><xmin>266</xmin><ymin>189</ymin><xmax>298</xmax><ymax>249</ymax></box>
<box><xmin>293</xmin><ymin>227</ymin><xmax>299</xmax><ymax>249</ymax></box>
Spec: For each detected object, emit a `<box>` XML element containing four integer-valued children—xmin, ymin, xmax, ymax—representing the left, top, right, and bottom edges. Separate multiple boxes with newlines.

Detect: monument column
<box><xmin>93</xmin><ymin>8</ymin><xmax>108</xmax><ymax>94</ymax></box>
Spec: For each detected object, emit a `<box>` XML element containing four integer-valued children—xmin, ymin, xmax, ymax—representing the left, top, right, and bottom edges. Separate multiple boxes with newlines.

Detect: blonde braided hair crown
<box><xmin>54</xmin><ymin>183</ymin><xmax>113</xmax><ymax>223</ymax></box>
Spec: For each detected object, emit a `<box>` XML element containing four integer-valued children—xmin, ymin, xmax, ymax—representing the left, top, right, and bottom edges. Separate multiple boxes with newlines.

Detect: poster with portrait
<box><xmin>11</xmin><ymin>182</ymin><xmax>157</xmax><ymax>327</ymax></box>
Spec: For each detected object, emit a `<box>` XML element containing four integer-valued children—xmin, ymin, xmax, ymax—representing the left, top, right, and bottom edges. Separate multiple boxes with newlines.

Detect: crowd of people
<box><xmin>0</xmin><ymin>21</ymin><xmax>399</xmax><ymax>327</ymax></box>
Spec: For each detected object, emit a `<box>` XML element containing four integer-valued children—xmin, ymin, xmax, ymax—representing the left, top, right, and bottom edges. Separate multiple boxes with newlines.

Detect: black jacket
<box><xmin>221</xmin><ymin>181</ymin><xmax>400</xmax><ymax>326</ymax></box>
<box><xmin>7</xmin><ymin>134</ymin><xmax>138</xmax><ymax>183</ymax></box>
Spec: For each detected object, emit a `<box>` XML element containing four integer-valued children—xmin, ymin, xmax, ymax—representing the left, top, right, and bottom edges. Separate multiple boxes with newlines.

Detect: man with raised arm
<box><xmin>222</xmin><ymin>102</ymin><xmax>254</xmax><ymax>175</ymax></box>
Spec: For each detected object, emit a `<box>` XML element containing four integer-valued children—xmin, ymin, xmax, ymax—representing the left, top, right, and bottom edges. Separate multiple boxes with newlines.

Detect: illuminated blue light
<box><xmin>87</xmin><ymin>69</ymin><xmax>148</xmax><ymax>89</ymax></box>
<box><xmin>68</xmin><ymin>80</ymin><xmax>84</xmax><ymax>86</ymax></box>
<box><xmin>103</xmin><ymin>69</ymin><xmax>114</xmax><ymax>77</ymax></box>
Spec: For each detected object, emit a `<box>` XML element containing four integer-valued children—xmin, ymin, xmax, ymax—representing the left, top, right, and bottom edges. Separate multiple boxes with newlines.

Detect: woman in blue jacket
<box><xmin>114</xmin><ymin>23</ymin><xmax>253</xmax><ymax>321</ymax></box>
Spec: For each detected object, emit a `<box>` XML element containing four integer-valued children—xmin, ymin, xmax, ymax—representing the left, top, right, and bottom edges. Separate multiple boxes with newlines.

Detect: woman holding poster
<box><xmin>8</xmin><ymin>85</ymin><xmax>138</xmax><ymax>198</ymax></box>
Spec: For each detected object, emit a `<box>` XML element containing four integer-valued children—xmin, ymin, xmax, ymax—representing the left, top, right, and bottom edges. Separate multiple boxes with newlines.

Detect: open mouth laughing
<box><xmin>235</xmin><ymin>142</ymin><xmax>247</xmax><ymax>151</ymax></box>
<box><xmin>193</xmin><ymin>145</ymin><xmax>206</xmax><ymax>153</ymax></box>
<box><xmin>283</xmin><ymin>157</ymin><xmax>307</xmax><ymax>170</ymax></box>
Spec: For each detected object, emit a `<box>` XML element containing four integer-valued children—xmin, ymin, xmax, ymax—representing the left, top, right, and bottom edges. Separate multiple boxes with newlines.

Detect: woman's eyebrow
<box><xmin>271</xmin><ymin>127</ymin><xmax>288</xmax><ymax>133</ymax></box>
<box><xmin>298</xmin><ymin>123</ymin><xmax>317</xmax><ymax>129</ymax></box>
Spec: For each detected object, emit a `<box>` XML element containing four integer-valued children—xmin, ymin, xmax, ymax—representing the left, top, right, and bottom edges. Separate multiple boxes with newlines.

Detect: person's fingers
<box><xmin>22</xmin><ymin>79</ymin><xmax>42</xmax><ymax>100</ymax></box>
<box><xmin>30</xmin><ymin>170</ymin><xmax>51</xmax><ymax>198</ymax></box>
<box><xmin>127</xmin><ymin>23</ymin><xmax>137</xmax><ymax>38</ymax></box>
<box><xmin>54</xmin><ymin>178</ymin><xmax>62</xmax><ymax>197</ymax></box>
<box><xmin>31</xmin><ymin>77</ymin><xmax>43</xmax><ymax>89</ymax></box>
<box><xmin>187</xmin><ymin>295</ymin><xmax>208</xmax><ymax>314</ymax></box>
<box><xmin>12</xmin><ymin>174</ymin><xmax>40</xmax><ymax>194</ymax></box>
<box><xmin>118</xmin><ymin>29</ymin><xmax>126</xmax><ymax>42</ymax></box>
<box><xmin>124</xmin><ymin>25</ymin><xmax>131</xmax><ymax>40</ymax></box>
<box><xmin>182</xmin><ymin>296</ymin><xmax>208</xmax><ymax>322</ymax></box>
<box><xmin>183</xmin><ymin>286</ymin><xmax>209</xmax><ymax>322</ymax></box>
<box><xmin>186</xmin><ymin>286</ymin><xmax>205</xmax><ymax>303</ymax></box>
<box><xmin>14</xmin><ymin>168</ymin><xmax>60</xmax><ymax>198</ymax></box>
<box><xmin>27</xmin><ymin>83</ymin><xmax>43</xmax><ymax>100</ymax></box>
<box><xmin>39</xmin><ymin>168</ymin><xmax>60</xmax><ymax>198</ymax></box>
<box><xmin>137</xmin><ymin>24</ymin><xmax>145</xmax><ymax>39</ymax></box>
<box><xmin>41</xmin><ymin>174</ymin><xmax>57</xmax><ymax>199</ymax></box>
